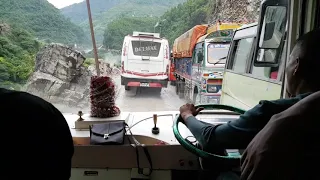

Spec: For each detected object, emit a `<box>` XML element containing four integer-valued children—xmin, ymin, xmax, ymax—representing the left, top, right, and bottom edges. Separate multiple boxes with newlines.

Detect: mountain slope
<box><xmin>0</xmin><ymin>0</ymin><xmax>89</xmax><ymax>45</ymax></box>
<box><xmin>0</xmin><ymin>23</ymin><xmax>41</xmax><ymax>88</ymax></box>
<box><xmin>159</xmin><ymin>0</ymin><xmax>261</xmax><ymax>45</ymax></box>
<box><xmin>61</xmin><ymin>0</ymin><xmax>125</xmax><ymax>24</ymax></box>
<box><xmin>61</xmin><ymin>0</ymin><xmax>186</xmax><ymax>44</ymax></box>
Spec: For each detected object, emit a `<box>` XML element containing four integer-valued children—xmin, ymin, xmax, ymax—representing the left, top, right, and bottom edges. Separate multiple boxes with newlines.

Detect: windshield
<box><xmin>0</xmin><ymin>0</ymin><xmax>280</xmax><ymax>114</ymax></box>
<box><xmin>207</xmin><ymin>44</ymin><xmax>230</xmax><ymax>64</ymax></box>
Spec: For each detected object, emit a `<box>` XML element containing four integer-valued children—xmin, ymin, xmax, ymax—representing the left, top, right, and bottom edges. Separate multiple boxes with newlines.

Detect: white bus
<box><xmin>221</xmin><ymin>9</ymin><xmax>287</xmax><ymax>110</ymax></box>
<box><xmin>120</xmin><ymin>31</ymin><xmax>170</xmax><ymax>92</ymax></box>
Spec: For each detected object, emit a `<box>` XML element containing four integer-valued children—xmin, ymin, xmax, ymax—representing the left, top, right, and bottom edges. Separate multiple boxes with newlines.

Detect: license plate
<box><xmin>140</xmin><ymin>83</ymin><xmax>150</xmax><ymax>87</ymax></box>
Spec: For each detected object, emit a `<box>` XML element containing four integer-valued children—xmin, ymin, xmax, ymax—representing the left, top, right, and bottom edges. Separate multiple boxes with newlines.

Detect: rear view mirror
<box><xmin>263</xmin><ymin>21</ymin><xmax>275</xmax><ymax>41</ymax></box>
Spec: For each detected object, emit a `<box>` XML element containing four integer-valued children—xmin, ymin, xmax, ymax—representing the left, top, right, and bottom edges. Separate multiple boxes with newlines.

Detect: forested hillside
<box><xmin>102</xmin><ymin>0</ymin><xmax>210</xmax><ymax>49</ymax></box>
<box><xmin>0</xmin><ymin>0</ymin><xmax>89</xmax><ymax>45</ymax></box>
<box><xmin>61</xmin><ymin>0</ymin><xmax>186</xmax><ymax>44</ymax></box>
<box><xmin>0</xmin><ymin>23</ymin><xmax>41</xmax><ymax>89</ymax></box>
<box><xmin>160</xmin><ymin>0</ymin><xmax>209</xmax><ymax>45</ymax></box>
<box><xmin>103</xmin><ymin>17</ymin><xmax>157</xmax><ymax>50</ymax></box>
<box><xmin>102</xmin><ymin>0</ymin><xmax>261</xmax><ymax>49</ymax></box>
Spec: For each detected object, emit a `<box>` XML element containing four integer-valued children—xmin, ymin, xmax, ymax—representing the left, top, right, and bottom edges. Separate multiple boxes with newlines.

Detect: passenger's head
<box><xmin>286</xmin><ymin>28</ymin><xmax>320</xmax><ymax>97</ymax></box>
<box><xmin>1</xmin><ymin>89</ymin><xmax>74</xmax><ymax>179</ymax></box>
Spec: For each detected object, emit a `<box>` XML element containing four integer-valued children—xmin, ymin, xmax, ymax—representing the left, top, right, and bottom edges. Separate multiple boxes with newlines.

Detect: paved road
<box><xmin>55</xmin><ymin>75</ymin><xmax>187</xmax><ymax>113</ymax></box>
<box><xmin>114</xmin><ymin>75</ymin><xmax>188</xmax><ymax>112</ymax></box>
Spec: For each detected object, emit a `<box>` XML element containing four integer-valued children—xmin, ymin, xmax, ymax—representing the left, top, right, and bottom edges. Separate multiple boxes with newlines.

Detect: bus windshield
<box><xmin>207</xmin><ymin>43</ymin><xmax>230</xmax><ymax>64</ymax></box>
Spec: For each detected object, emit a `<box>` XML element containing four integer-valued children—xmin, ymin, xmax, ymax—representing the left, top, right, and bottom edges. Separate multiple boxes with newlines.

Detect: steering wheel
<box><xmin>173</xmin><ymin>104</ymin><xmax>246</xmax><ymax>166</ymax></box>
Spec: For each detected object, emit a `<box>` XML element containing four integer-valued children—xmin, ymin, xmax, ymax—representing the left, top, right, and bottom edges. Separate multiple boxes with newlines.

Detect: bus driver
<box><xmin>179</xmin><ymin>28</ymin><xmax>320</xmax><ymax>155</ymax></box>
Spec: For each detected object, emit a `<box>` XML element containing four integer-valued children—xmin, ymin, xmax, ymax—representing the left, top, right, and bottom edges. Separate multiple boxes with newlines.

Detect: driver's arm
<box><xmin>184</xmin><ymin>98</ymin><xmax>305</xmax><ymax>150</ymax></box>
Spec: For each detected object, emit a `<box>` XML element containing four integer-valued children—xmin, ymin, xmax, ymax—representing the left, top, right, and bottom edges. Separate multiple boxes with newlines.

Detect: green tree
<box><xmin>103</xmin><ymin>16</ymin><xmax>158</xmax><ymax>50</ymax></box>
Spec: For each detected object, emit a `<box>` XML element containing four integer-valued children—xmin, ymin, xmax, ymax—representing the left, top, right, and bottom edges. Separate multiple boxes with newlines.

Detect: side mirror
<box><xmin>253</xmin><ymin>1</ymin><xmax>288</xmax><ymax>67</ymax></box>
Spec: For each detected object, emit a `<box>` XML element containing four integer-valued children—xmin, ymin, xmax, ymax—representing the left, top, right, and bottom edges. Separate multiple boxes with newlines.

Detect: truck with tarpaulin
<box><xmin>173</xmin><ymin>23</ymin><xmax>241</xmax><ymax>104</ymax></box>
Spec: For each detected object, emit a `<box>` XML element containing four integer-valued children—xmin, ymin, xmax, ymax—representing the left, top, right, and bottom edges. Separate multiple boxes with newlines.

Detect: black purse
<box><xmin>89</xmin><ymin>121</ymin><xmax>126</xmax><ymax>145</ymax></box>
<box><xmin>89</xmin><ymin>121</ymin><xmax>154</xmax><ymax>176</ymax></box>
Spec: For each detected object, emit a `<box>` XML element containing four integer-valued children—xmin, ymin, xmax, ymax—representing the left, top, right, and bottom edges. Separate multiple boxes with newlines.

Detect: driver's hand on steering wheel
<box><xmin>179</xmin><ymin>103</ymin><xmax>204</xmax><ymax>122</ymax></box>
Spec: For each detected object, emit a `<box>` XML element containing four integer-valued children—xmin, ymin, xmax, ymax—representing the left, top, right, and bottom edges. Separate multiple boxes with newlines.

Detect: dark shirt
<box><xmin>0</xmin><ymin>88</ymin><xmax>74</xmax><ymax>179</ymax></box>
<box><xmin>241</xmin><ymin>91</ymin><xmax>320</xmax><ymax>180</ymax></box>
<box><xmin>184</xmin><ymin>93</ymin><xmax>312</xmax><ymax>151</ymax></box>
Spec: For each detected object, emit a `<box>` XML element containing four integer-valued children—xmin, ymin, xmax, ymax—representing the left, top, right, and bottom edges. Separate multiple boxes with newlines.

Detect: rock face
<box><xmin>208</xmin><ymin>0</ymin><xmax>261</xmax><ymax>24</ymax></box>
<box><xmin>0</xmin><ymin>23</ymin><xmax>11</xmax><ymax>35</ymax></box>
<box><xmin>24</xmin><ymin>44</ymin><xmax>91</xmax><ymax>109</ymax></box>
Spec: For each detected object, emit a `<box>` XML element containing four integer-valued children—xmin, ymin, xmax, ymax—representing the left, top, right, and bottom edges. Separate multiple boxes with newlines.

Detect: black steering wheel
<box><xmin>173</xmin><ymin>104</ymin><xmax>246</xmax><ymax>166</ymax></box>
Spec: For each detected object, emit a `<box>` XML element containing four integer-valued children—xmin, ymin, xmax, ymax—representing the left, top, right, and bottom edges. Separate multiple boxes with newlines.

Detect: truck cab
<box><xmin>191</xmin><ymin>30</ymin><xmax>234</xmax><ymax>105</ymax></box>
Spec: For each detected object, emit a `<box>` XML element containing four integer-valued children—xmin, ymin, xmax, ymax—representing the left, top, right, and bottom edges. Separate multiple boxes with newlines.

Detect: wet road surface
<box><xmin>55</xmin><ymin>75</ymin><xmax>187</xmax><ymax>113</ymax></box>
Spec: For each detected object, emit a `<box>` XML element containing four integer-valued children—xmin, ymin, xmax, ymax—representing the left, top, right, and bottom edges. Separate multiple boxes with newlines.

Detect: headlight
<box><xmin>207</xmin><ymin>85</ymin><xmax>218</xmax><ymax>93</ymax></box>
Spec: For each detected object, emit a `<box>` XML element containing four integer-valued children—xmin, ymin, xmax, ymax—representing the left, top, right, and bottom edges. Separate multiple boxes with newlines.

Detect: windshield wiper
<box><xmin>214</xmin><ymin>56</ymin><xmax>227</xmax><ymax>65</ymax></box>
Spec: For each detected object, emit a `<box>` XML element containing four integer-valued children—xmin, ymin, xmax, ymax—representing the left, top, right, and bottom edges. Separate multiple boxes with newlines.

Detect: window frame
<box><xmin>226</xmin><ymin>30</ymin><xmax>255</xmax><ymax>74</ymax></box>
<box><xmin>231</xmin><ymin>38</ymin><xmax>254</xmax><ymax>73</ymax></box>
<box><xmin>226</xmin><ymin>27</ymin><xmax>284</xmax><ymax>85</ymax></box>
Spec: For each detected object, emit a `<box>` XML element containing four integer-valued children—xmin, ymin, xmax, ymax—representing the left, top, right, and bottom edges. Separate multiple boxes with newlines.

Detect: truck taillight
<box><xmin>121</xmin><ymin>61</ymin><xmax>124</xmax><ymax>72</ymax></box>
<box><xmin>166</xmin><ymin>64</ymin><xmax>169</xmax><ymax>75</ymax></box>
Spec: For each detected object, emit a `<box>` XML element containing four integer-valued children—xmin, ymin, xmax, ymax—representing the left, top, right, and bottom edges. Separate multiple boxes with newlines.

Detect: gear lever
<box><xmin>152</xmin><ymin>114</ymin><xmax>160</xmax><ymax>134</ymax></box>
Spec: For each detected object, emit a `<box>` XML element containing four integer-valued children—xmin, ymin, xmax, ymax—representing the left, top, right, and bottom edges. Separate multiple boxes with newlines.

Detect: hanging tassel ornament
<box><xmin>90</xmin><ymin>76</ymin><xmax>120</xmax><ymax>118</ymax></box>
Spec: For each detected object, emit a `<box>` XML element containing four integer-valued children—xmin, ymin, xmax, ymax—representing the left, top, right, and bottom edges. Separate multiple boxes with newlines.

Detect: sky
<box><xmin>47</xmin><ymin>0</ymin><xmax>84</xmax><ymax>9</ymax></box>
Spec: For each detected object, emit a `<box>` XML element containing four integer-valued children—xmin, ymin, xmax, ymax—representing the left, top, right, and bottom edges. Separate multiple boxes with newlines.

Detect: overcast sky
<box><xmin>47</xmin><ymin>0</ymin><xmax>84</xmax><ymax>9</ymax></box>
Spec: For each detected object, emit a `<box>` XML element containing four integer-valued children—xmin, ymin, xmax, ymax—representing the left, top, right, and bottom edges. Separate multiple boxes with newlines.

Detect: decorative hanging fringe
<box><xmin>90</xmin><ymin>76</ymin><xmax>120</xmax><ymax>118</ymax></box>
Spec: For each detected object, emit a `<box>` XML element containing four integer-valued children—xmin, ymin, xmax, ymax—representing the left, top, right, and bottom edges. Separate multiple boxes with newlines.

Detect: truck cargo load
<box><xmin>207</xmin><ymin>22</ymin><xmax>242</xmax><ymax>34</ymax></box>
<box><xmin>173</xmin><ymin>25</ymin><xmax>208</xmax><ymax>58</ymax></box>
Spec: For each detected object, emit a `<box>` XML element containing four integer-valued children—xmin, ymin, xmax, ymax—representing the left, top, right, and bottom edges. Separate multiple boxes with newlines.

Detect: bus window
<box><xmin>231</xmin><ymin>38</ymin><xmax>254</xmax><ymax>73</ymax></box>
<box><xmin>251</xmin><ymin>49</ymin><xmax>279</xmax><ymax>79</ymax></box>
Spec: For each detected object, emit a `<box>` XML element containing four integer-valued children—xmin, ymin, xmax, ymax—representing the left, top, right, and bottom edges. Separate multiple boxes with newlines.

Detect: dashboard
<box><xmin>64</xmin><ymin>110</ymin><xmax>240</xmax><ymax>180</ymax></box>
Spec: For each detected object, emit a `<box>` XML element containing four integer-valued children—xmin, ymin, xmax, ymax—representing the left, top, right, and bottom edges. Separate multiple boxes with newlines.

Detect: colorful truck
<box><xmin>173</xmin><ymin>22</ymin><xmax>241</xmax><ymax>104</ymax></box>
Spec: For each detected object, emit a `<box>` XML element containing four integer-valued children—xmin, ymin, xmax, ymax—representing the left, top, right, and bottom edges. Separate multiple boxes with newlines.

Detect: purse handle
<box><xmin>125</xmin><ymin>123</ymin><xmax>153</xmax><ymax>176</ymax></box>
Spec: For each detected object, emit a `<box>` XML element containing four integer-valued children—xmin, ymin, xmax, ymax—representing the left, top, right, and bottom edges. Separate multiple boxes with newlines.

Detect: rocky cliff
<box><xmin>208</xmin><ymin>0</ymin><xmax>261</xmax><ymax>24</ymax></box>
<box><xmin>24</xmin><ymin>44</ymin><xmax>91</xmax><ymax>109</ymax></box>
<box><xmin>24</xmin><ymin>44</ymin><xmax>119</xmax><ymax>112</ymax></box>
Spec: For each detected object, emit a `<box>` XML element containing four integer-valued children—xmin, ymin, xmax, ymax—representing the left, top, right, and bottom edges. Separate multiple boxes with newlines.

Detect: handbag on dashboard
<box><xmin>90</xmin><ymin>120</ymin><xmax>154</xmax><ymax>176</ymax></box>
<box><xmin>89</xmin><ymin>121</ymin><xmax>126</xmax><ymax>145</ymax></box>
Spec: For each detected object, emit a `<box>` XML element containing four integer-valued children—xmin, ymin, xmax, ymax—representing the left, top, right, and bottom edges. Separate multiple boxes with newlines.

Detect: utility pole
<box><xmin>86</xmin><ymin>0</ymin><xmax>100</xmax><ymax>76</ymax></box>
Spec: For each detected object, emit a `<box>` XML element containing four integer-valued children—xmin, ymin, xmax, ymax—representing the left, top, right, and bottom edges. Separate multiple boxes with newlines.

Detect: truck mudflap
<box><xmin>121</xmin><ymin>76</ymin><xmax>168</xmax><ymax>88</ymax></box>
